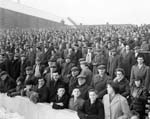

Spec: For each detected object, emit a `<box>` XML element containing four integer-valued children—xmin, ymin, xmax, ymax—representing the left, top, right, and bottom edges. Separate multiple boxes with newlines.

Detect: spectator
<box><xmin>113</xmin><ymin>68</ymin><xmax>130</xmax><ymax>98</ymax></box>
<box><xmin>77</xmin><ymin>89</ymin><xmax>104</xmax><ymax>119</ymax></box>
<box><xmin>69</xmin><ymin>87</ymin><xmax>85</xmax><ymax>111</ymax></box>
<box><xmin>129</xmin><ymin>77</ymin><xmax>148</xmax><ymax>119</ymax></box>
<box><xmin>50</xmin><ymin>85</ymin><xmax>69</xmax><ymax>109</ymax></box>
<box><xmin>91</xmin><ymin>64</ymin><xmax>111</xmax><ymax>99</ymax></box>
<box><xmin>103</xmin><ymin>80</ymin><xmax>131</xmax><ymax>119</ymax></box>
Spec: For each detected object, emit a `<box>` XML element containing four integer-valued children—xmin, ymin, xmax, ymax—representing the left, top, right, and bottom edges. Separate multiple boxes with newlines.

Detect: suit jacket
<box><xmin>130</xmin><ymin>64</ymin><xmax>150</xmax><ymax>89</ymax></box>
<box><xmin>78</xmin><ymin>99</ymin><xmax>104</xmax><ymax>119</ymax></box>
<box><xmin>103</xmin><ymin>94</ymin><xmax>130</xmax><ymax>119</ymax></box>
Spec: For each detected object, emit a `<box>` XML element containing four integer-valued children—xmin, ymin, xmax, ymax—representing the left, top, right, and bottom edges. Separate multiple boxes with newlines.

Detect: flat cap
<box><xmin>26</xmin><ymin>66</ymin><xmax>33</xmax><ymax>71</ymax></box>
<box><xmin>97</xmin><ymin>64</ymin><xmax>106</xmax><ymax>69</ymax></box>
<box><xmin>71</xmin><ymin>66</ymin><xmax>79</xmax><ymax>72</ymax></box>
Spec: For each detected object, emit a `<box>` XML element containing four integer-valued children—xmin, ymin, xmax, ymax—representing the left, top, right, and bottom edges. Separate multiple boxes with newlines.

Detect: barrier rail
<box><xmin>0</xmin><ymin>94</ymin><xmax>79</xmax><ymax>119</ymax></box>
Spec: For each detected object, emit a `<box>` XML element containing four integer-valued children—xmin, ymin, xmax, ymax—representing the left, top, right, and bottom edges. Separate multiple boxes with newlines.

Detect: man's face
<box><xmin>71</xmin><ymin>70</ymin><xmax>79</xmax><ymax>77</ymax></box>
<box><xmin>26</xmin><ymin>70</ymin><xmax>33</xmax><ymax>75</ymax></box>
<box><xmin>57</xmin><ymin>88</ymin><xmax>65</xmax><ymax>97</ymax></box>
<box><xmin>89</xmin><ymin>91</ymin><xmax>97</xmax><ymax>102</ymax></box>
<box><xmin>98</xmin><ymin>69</ymin><xmax>105</xmax><ymax>75</ymax></box>
<box><xmin>38</xmin><ymin>78</ymin><xmax>45</xmax><ymax>87</ymax></box>
<box><xmin>52</xmin><ymin>73</ymin><xmax>59</xmax><ymax>81</ymax></box>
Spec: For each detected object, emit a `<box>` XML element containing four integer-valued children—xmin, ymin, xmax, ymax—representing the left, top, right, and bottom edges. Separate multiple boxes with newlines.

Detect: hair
<box><xmin>38</xmin><ymin>77</ymin><xmax>47</xmax><ymax>84</ymax></box>
<box><xmin>88</xmin><ymin>88</ymin><xmax>98</xmax><ymax>95</ymax></box>
<box><xmin>25</xmin><ymin>80</ymin><xmax>34</xmax><ymax>85</ymax></box>
<box><xmin>107</xmin><ymin>80</ymin><xmax>120</xmax><ymax>94</ymax></box>
<box><xmin>115</xmin><ymin>68</ymin><xmax>125</xmax><ymax>76</ymax></box>
<box><xmin>71</xmin><ymin>87</ymin><xmax>81</xmax><ymax>96</ymax></box>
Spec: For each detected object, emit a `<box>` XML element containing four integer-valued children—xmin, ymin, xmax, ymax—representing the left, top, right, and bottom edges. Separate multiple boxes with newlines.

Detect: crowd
<box><xmin>0</xmin><ymin>24</ymin><xmax>150</xmax><ymax>119</ymax></box>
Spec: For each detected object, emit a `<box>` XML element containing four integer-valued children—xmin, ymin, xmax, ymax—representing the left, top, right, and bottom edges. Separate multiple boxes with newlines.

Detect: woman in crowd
<box><xmin>130</xmin><ymin>54</ymin><xmax>150</xmax><ymax>90</ymax></box>
<box><xmin>69</xmin><ymin>87</ymin><xmax>85</xmax><ymax>111</ymax></box>
<box><xmin>103</xmin><ymin>80</ymin><xmax>131</xmax><ymax>119</ymax></box>
<box><xmin>113</xmin><ymin>68</ymin><xmax>130</xmax><ymax>98</ymax></box>
<box><xmin>77</xmin><ymin>89</ymin><xmax>104</xmax><ymax>119</ymax></box>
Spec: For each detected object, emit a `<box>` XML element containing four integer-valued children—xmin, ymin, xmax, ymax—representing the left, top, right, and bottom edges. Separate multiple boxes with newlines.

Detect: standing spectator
<box><xmin>120</xmin><ymin>45</ymin><xmax>134</xmax><ymax>79</ymax></box>
<box><xmin>103</xmin><ymin>80</ymin><xmax>131</xmax><ymax>119</ymax></box>
<box><xmin>77</xmin><ymin>89</ymin><xmax>104</xmax><ymax>119</ymax></box>
<box><xmin>91</xmin><ymin>64</ymin><xmax>111</xmax><ymax>99</ymax></box>
<box><xmin>130</xmin><ymin>54</ymin><xmax>150</xmax><ymax>90</ymax></box>
<box><xmin>107</xmin><ymin>48</ymin><xmax>121</xmax><ymax>79</ymax></box>
<box><xmin>113</xmin><ymin>68</ymin><xmax>130</xmax><ymax>98</ymax></box>
<box><xmin>80</xmin><ymin>61</ymin><xmax>92</xmax><ymax>85</ymax></box>
<box><xmin>69</xmin><ymin>87</ymin><xmax>85</xmax><ymax>111</ymax></box>
<box><xmin>129</xmin><ymin>77</ymin><xmax>148</xmax><ymax>119</ymax></box>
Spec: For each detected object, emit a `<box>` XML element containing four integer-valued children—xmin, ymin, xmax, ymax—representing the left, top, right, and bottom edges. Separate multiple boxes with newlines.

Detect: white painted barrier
<box><xmin>0</xmin><ymin>94</ymin><xmax>79</xmax><ymax>119</ymax></box>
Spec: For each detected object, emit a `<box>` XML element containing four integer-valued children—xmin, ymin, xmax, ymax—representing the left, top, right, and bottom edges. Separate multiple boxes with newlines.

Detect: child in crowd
<box><xmin>50</xmin><ymin>85</ymin><xmax>69</xmax><ymax>109</ymax></box>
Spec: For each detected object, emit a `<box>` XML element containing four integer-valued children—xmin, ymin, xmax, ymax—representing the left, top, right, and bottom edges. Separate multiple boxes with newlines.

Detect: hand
<box><xmin>56</xmin><ymin>103</ymin><xmax>63</xmax><ymax>106</ymax></box>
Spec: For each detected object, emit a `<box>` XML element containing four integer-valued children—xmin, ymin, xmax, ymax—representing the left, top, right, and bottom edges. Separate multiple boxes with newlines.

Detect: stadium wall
<box><xmin>0</xmin><ymin>0</ymin><xmax>65</xmax><ymax>29</ymax></box>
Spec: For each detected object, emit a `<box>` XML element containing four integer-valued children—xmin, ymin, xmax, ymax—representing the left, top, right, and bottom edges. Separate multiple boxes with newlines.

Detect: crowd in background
<box><xmin>0</xmin><ymin>24</ymin><xmax>150</xmax><ymax>119</ymax></box>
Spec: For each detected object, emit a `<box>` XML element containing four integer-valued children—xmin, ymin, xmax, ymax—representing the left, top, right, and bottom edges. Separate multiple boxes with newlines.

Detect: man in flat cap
<box><xmin>61</xmin><ymin>55</ymin><xmax>75</xmax><ymax>84</ymax></box>
<box><xmin>75</xmin><ymin>74</ymin><xmax>90</xmax><ymax>100</ymax></box>
<box><xmin>68</xmin><ymin>66</ymin><xmax>80</xmax><ymax>94</ymax></box>
<box><xmin>79</xmin><ymin>61</ymin><xmax>92</xmax><ymax>85</ymax></box>
<box><xmin>91</xmin><ymin>64</ymin><xmax>111</xmax><ymax>99</ymax></box>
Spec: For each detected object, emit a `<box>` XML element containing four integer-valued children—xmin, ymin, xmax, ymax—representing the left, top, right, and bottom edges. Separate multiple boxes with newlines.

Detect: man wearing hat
<box><xmin>24</xmin><ymin>66</ymin><xmax>37</xmax><ymax>85</ymax></box>
<box><xmin>80</xmin><ymin>61</ymin><xmax>92</xmax><ymax>85</ymax></box>
<box><xmin>61</xmin><ymin>55</ymin><xmax>75</xmax><ymax>84</ymax></box>
<box><xmin>91</xmin><ymin>64</ymin><xmax>111</xmax><ymax>99</ymax></box>
<box><xmin>107</xmin><ymin>48</ymin><xmax>121</xmax><ymax>79</ymax></box>
<box><xmin>75</xmin><ymin>74</ymin><xmax>90</xmax><ymax>100</ymax></box>
<box><xmin>68</xmin><ymin>66</ymin><xmax>80</xmax><ymax>94</ymax></box>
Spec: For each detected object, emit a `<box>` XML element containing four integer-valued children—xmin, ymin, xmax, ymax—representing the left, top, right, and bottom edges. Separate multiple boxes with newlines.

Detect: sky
<box><xmin>11</xmin><ymin>0</ymin><xmax>150</xmax><ymax>25</ymax></box>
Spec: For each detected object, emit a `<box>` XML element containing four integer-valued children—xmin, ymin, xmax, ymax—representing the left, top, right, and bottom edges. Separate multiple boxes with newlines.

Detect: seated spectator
<box><xmin>129</xmin><ymin>77</ymin><xmax>148</xmax><ymax>119</ymax></box>
<box><xmin>50</xmin><ymin>85</ymin><xmax>69</xmax><ymax>109</ymax></box>
<box><xmin>21</xmin><ymin>79</ymin><xmax>35</xmax><ymax>98</ymax></box>
<box><xmin>113</xmin><ymin>68</ymin><xmax>130</xmax><ymax>98</ymax></box>
<box><xmin>69</xmin><ymin>87</ymin><xmax>85</xmax><ymax>111</ymax></box>
<box><xmin>77</xmin><ymin>89</ymin><xmax>104</xmax><ymax>119</ymax></box>
<box><xmin>34</xmin><ymin>77</ymin><xmax>49</xmax><ymax>103</ymax></box>
<box><xmin>0</xmin><ymin>71</ymin><xmax>16</xmax><ymax>93</ymax></box>
<box><xmin>7</xmin><ymin>76</ymin><xmax>24</xmax><ymax>97</ymax></box>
